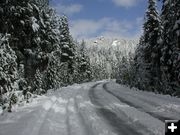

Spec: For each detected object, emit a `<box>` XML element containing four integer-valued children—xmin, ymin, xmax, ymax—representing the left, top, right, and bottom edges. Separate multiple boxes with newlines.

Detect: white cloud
<box><xmin>70</xmin><ymin>17</ymin><xmax>142</xmax><ymax>40</ymax></box>
<box><xmin>70</xmin><ymin>19</ymin><xmax>103</xmax><ymax>39</ymax></box>
<box><xmin>112</xmin><ymin>0</ymin><xmax>142</xmax><ymax>8</ymax></box>
<box><xmin>53</xmin><ymin>4</ymin><xmax>83</xmax><ymax>16</ymax></box>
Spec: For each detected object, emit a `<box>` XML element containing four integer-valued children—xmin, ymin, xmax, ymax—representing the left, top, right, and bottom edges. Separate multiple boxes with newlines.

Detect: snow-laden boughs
<box><xmin>75</xmin><ymin>40</ymin><xmax>92</xmax><ymax>83</ymax></box>
<box><xmin>60</xmin><ymin>16</ymin><xmax>75</xmax><ymax>64</ymax></box>
<box><xmin>0</xmin><ymin>34</ymin><xmax>18</xmax><ymax>112</ymax></box>
<box><xmin>133</xmin><ymin>0</ymin><xmax>162</xmax><ymax>91</ymax></box>
<box><xmin>126</xmin><ymin>0</ymin><xmax>180</xmax><ymax>96</ymax></box>
<box><xmin>0</xmin><ymin>0</ymin><xmax>61</xmax><ymax>86</ymax></box>
<box><xmin>84</xmin><ymin>38</ymin><xmax>136</xmax><ymax>81</ymax></box>
<box><xmin>33</xmin><ymin>69</ymin><xmax>44</xmax><ymax>95</ymax></box>
<box><xmin>43</xmin><ymin>50</ymin><xmax>62</xmax><ymax>90</ymax></box>
<box><xmin>160</xmin><ymin>0</ymin><xmax>180</xmax><ymax>95</ymax></box>
<box><xmin>31</xmin><ymin>16</ymin><xmax>40</xmax><ymax>32</ymax></box>
<box><xmin>0</xmin><ymin>0</ymin><xmax>92</xmax><ymax>111</ymax></box>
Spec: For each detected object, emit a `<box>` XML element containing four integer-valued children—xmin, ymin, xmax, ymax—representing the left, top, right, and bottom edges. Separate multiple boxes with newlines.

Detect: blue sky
<box><xmin>50</xmin><ymin>0</ymin><xmax>161</xmax><ymax>40</ymax></box>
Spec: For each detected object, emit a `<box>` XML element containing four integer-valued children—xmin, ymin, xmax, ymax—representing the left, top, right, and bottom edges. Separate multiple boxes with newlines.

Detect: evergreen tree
<box><xmin>33</xmin><ymin>69</ymin><xmax>44</xmax><ymax>94</ymax></box>
<box><xmin>134</xmin><ymin>36</ymin><xmax>147</xmax><ymax>89</ymax></box>
<box><xmin>0</xmin><ymin>0</ymin><xmax>41</xmax><ymax>84</ymax></box>
<box><xmin>0</xmin><ymin>34</ymin><xmax>18</xmax><ymax>111</ymax></box>
<box><xmin>171</xmin><ymin>0</ymin><xmax>180</xmax><ymax>95</ymax></box>
<box><xmin>160</xmin><ymin>0</ymin><xmax>180</xmax><ymax>95</ymax></box>
<box><xmin>43</xmin><ymin>51</ymin><xmax>61</xmax><ymax>90</ymax></box>
<box><xmin>143</xmin><ymin>0</ymin><xmax>162</xmax><ymax>90</ymax></box>
<box><xmin>0</xmin><ymin>0</ymin><xmax>60</xmax><ymax>87</ymax></box>
<box><xmin>60</xmin><ymin>16</ymin><xmax>76</xmax><ymax>84</ymax></box>
<box><xmin>60</xmin><ymin>15</ymin><xmax>73</xmax><ymax>63</ymax></box>
<box><xmin>33</xmin><ymin>0</ymin><xmax>49</xmax><ymax>7</ymax></box>
<box><xmin>116</xmin><ymin>56</ymin><xmax>129</xmax><ymax>85</ymax></box>
<box><xmin>76</xmin><ymin>40</ymin><xmax>92</xmax><ymax>83</ymax></box>
<box><xmin>133</xmin><ymin>0</ymin><xmax>162</xmax><ymax>91</ymax></box>
<box><xmin>132</xmin><ymin>0</ymin><xmax>180</xmax><ymax>96</ymax></box>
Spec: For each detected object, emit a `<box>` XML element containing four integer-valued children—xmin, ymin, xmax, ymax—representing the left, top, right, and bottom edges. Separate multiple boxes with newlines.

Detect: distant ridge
<box><xmin>85</xmin><ymin>36</ymin><xmax>139</xmax><ymax>56</ymax></box>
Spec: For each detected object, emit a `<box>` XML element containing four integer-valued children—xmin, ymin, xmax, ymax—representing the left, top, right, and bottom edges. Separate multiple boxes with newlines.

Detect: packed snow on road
<box><xmin>0</xmin><ymin>81</ymin><xmax>180</xmax><ymax>135</ymax></box>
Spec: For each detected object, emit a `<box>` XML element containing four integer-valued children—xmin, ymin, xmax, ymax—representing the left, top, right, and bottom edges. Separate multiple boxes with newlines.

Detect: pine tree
<box><xmin>132</xmin><ymin>0</ymin><xmax>180</xmax><ymax>96</ymax></box>
<box><xmin>161</xmin><ymin>0</ymin><xmax>178</xmax><ymax>94</ymax></box>
<box><xmin>0</xmin><ymin>0</ymin><xmax>60</xmax><ymax>87</ymax></box>
<box><xmin>59</xmin><ymin>16</ymin><xmax>76</xmax><ymax>84</ymax></box>
<box><xmin>160</xmin><ymin>0</ymin><xmax>180</xmax><ymax>95</ymax></box>
<box><xmin>133</xmin><ymin>0</ymin><xmax>162</xmax><ymax>91</ymax></box>
<box><xmin>33</xmin><ymin>69</ymin><xmax>44</xmax><ymax>94</ymax></box>
<box><xmin>60</xmin><ymin>15</ymin><xmax>72</xmax><ymax>62</ymax></box>
<box><xmin>144</xmin><ymin>0</ymin><xmax>161</xmax><ymax>90</ymax></box>
<box><xmin>134</xmin><ymin>36</ymin><xmax>146</xmax><ymax>89</ymax></box>
<box><xmin>160</xmin><ymin>0</ymin><xmax>173</xmax><ymax>93</ymax></box>
<box><xmin>116</xmin><ymin>56</ymin><xmax>129</xmax><ymax>85</ymax></box>
<box><xmin>0</xmin><ymin>34</ymin><xmax>18</xmax><ymax>111</ymax></box>
<box><xmin>171</xmin><ymin>0</ymin><xmax>180</xmax><ymax>95</ymax></box>
<box><xmin>43</xmin><ymin>51</ymin><xmax>60</xmax><ymax>90</ymax></box>
<box><xmin>0</xmin><ymin>0</ymin><xmax>39</xmax><ymax>84</ymax></box>
<box><xmin>76</xmin><ymin>40</ymin><xmax>92</xmax><ymax>83</ymax></box>
<box><xmin>33</xmin><ymin>0</ymin><xmax>49</xmax><ymax>7</ymax></box>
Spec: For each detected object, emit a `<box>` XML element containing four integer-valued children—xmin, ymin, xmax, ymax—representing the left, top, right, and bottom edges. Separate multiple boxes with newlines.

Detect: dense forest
<box><xmin>116</xmin><ymin>0</ymin><xmax>180</xmax><ymax>96</ymax></box>
<box><xmin>85</xmin><ymin>37</ymin><xmax>137</xmax><ymax>81</ymax></box>
<box><xmin>0</xmin><ymin>0</ymin><xmax>179</xmax><ymax>112</ymax></box>
<box><xmin>0</xmin><ymin>0</ymin><xmax>92</xmax><ymax>112</ymax></box>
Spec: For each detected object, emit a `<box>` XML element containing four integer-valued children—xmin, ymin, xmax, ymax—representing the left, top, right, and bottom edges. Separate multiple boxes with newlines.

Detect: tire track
<box><xmin>65</xmin><ymin>100</ymin><xmax>71</xmax><ymax>135</ymax></box>
<box><xmin>23</xmin><ymin>98</ymin><xmax>59</xmax><ymax>135</ymax></box>
<box><xmin>88</xmin><ymin>83</ymin><xmax>145</xmax><ymax>135</ymax></box>
<box><xmin>37</xmin><ymin>98</ymin><xmax>68</xmax><ymax>135</ymax></box>
<box><xmin>103</xmin><ymin>83</ymin><xmax>172</xmax><ymax>122</ymax></box>
<box><xmin>65</xmin><ymin>98</ymin><xmax>94</xmax><ymax>135</ymax></box>
<box><xmin>74</xmin><ymin>97</ymin><xmax>94</xmax><ymax>135</ymax></box>
<box><xmin>107</xmin><ymin>83</ymin><xmax>180</xmax><ymax>114</ymax></box>
<box><xmin>38</xmin><ymin>97</ymin><xmax>71</xmax><ymax>135</ymax></box>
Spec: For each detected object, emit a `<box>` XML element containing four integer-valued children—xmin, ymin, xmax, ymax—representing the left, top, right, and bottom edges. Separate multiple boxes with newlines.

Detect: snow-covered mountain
<box><xmin>85</xmin><ymin>36</ymin><xmax>139</xmax><ymax>55</ymax></box>
<box><xmin>84</xmin><ymin>37</ymin><xmax>139</xmax><ymax>80</ymax></box>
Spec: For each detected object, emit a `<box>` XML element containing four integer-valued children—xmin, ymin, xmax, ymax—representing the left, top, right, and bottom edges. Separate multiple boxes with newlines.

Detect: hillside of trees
<box><xmin>84</xmin><ymin>37</ymin><xmax>137</xmax><ymax>81</ymax></box>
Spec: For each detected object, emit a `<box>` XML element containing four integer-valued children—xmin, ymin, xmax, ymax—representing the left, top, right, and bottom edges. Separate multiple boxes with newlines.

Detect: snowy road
<box><xmin>0</xmin><ymin>81</ymin><xmax>180</xmax><ymax>135</ymax></box>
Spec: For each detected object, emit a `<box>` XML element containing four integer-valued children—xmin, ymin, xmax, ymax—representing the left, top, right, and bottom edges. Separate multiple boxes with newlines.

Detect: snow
<box><xmin>0</xmin><ymin>81</ymin><xmax>180</xmax><ymax>135</ymax></box>
<box><xmin>176</xmin><ymin>30</ymin><xmax>180</xmax><ymax>36</ymax></box>
<box><xmin>31</xmin><ymin>17</ymin><xmax>40</xmax><ymax>32</ymax></box>
<box><xmin>63</xmin><ymin>44</ymin><xmax>69</xmax><ymax>48</ymax></box>
<box><xmin>62</xmin><ymin>53</ymin><xmax>69</xmax><ymax>56</ymax></box>
<box><xmin>86</xmin><ymin>37</ymin><xmax>138</xmax><ymax>58</ymax></box>
<box><xmin>40</xmin><ymin>17</ymin><xmax>45</xmax><ymax>28</ymax></box>
<box><xmin>20</xmin><ymin>20</ymin><xmax>25</xmax><ymax>25</ymax></box>
<box><xmin>0</xmin><ymin>107</ymin><xmax>3</xmax><ymax>115</ymax></box>
<box><xmin>43</xmin><ymin>100</ymin><xmax>53</xmax><ymax>110</ymax></box>
<box><xmin>112</xmin><ymin>40</ymin><xmax>118</xmax><ymax>46</ymax></box>
<box><xmin>57</xmin><ymin>97</ymin><xmax>68</xmax><ymax>104</ymax></box>
<box><xmin>157</xmin><ymin>38</ymin><xmax>163</xmax><ymax>44</ymax></box>
<box><xmin>52</xmin><ymin>102</ymin><xmax>66</xmax><ymax>114</ymax></box>
<box><xmin>51</xmin><ymin>96</ymin><xmax>57</xmax><ymax>102</ymax></box>
<box><xmin>173</xmin><ymin>19</ymin><xmax>180</xmax><ymax>30</ymax></box>
<box><xmin>32</xmin><ymin>3</ymin><xmax>40</xmax><ymax>12</ymax></box>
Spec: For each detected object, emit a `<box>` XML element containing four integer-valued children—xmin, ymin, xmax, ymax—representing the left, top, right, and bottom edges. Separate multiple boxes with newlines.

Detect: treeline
<box><xmin>116</xmin><ymin>0</ymin><xmax>180</xmax><ymax>96</ymax></box>
<box><xmin>0</xmin><ymin>0</ymin><xmax>92</xmax><ymax>112</ymax></box>
<box><xmin>85</xmin><ymin>39</ymin><xmax>136</xmax><ymax>81</ymax></box>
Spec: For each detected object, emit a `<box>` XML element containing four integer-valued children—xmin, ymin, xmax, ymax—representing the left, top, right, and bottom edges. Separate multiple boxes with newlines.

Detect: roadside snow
<box><xmin>1</xmin><ymin>81</ymin><xmax>180</xmax><ymax>135</ymax></box>
<box><xmin>43</xmin><ymin>100</ymin><xmax>53</xmax><ymax>110</ymax></box>
<box><xmin>0</xmin><ymin>106</ymin><xmax>3</xmax><ymax>115</ymax></box>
